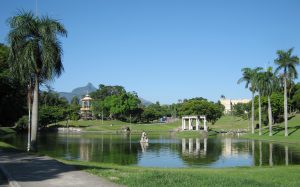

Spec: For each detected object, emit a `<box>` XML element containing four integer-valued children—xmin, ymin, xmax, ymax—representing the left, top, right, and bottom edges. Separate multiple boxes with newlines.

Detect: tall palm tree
<box><xmin>8</xmin><ymin>11</ymin><xmax>67</xmax><ymax>151</ymax></box>
<box><xmin>238</xmin><ymin>67</ymin><xmax>262</xmax><ymax>134</ymax></box>
<box><xmin>257</xmin><ymin>67</ymin><xmax>279</xmax><ymax>136</ymax></box>
<box><xmin>274</xmin><ymin>48</ymin><xmax>299</xmax><ymax>137</ymax></box>
<box><xmin>255</xmin><ymin>72</ymin><xmax>263</xmax><ymax>136</ymax></box>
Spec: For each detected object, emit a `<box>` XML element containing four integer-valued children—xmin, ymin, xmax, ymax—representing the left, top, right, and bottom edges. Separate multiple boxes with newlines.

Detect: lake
<box><xmin>1</xmin><ymin>132</ymin><xmax>300</xmax><ymax>168</ymax></box>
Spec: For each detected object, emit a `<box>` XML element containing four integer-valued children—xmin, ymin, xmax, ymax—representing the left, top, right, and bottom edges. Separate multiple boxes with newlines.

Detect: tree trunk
<box><xmin>30</xmin><ymin>77</ymin><xmax>39</xmax><ymax>152</ymax></box>
<box><xmin>251</xmin><ymin>92</ymin><xmax>255</xmax><ymax>134</ymax></box>
<box><xmin>27</xmin><ymin>88</ymin><xmax>32</xmax><ymax>152</ymax></box>
<box><xmin>284</xmin><ymin>76</ymin><xmax>288</xmax><ymax>136</ymax></box>
<box><xmin>269</xmin><ymin>143</ymin><xmax>273</xmax><ymax>166</ymax></box>
<box><xmin>259</xmin><ymin>141</ymin><xmax>262</xmax><ymax>166</ymax></box>
<box><xmin>268</xmin><ymin>96</ymin><xmax>273</xmax><ymax>136</ymax></box>
<box><xmin>258</xmin><ymin>92</ymin><xmax>262</xmax><ymax>136</ymax></box>
<box><xmin>285</xmin><ymin>145</ymin><xmax>289</xmax><ymax>166</ymax></box>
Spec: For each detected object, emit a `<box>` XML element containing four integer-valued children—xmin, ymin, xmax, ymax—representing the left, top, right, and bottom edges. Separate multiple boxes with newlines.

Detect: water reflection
<box><xmin>181</xmin><ymin>138</ymin><xmax>207</xmax><ymax>157</ymax></box>
<box><xmin>1</xmin><ymin>133</ymin><xmax>300</xmax><ymax>168</ymax></box>
<box><xmin>140</xmin><ymin>142</ymin><xmax>149</xmax><ymax>152</ymax></box>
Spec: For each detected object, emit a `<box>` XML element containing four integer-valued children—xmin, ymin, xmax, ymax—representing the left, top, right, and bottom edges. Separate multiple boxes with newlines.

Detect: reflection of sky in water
<box><xmin>2</xmin><ymin>133</ymin><xmax>300</xmax><ymax>168</ymax></box>
<box><xmin>209</xmin><ymin>154</ymin><xmax>253</xmax><ymax>168</ymax></box>
<box><xmin>137</xmin><ymin>147</ymin><xmax>186</xmax><ymax>167</ymax></box>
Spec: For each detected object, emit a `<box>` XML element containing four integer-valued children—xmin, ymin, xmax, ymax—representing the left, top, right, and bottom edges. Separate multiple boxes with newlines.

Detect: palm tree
<box><xmin>238</xmin><ymin>67</ymin><xmax>262</xmax><ymax>134</ymax></box>
<box><xmin>257</xmin><ymin>67</ymin><xmax>279</xmax><ymax>136</ymax></box>
<box><xmin>255</xmin><ymin>72</ymin><xmax>263</xmax><ymax>136</ymax></box>
<box><xmin>8</xmin><ymin>11</ymin><xmax>67</xmax><ymax>151</ymax></box>
<box><xmin>274</xmin><ymin>48</ymin><xmax>299</xmax><ymax>137</ymax></box>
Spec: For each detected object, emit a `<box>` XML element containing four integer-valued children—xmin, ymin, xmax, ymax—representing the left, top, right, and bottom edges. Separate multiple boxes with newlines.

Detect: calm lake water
<box><xmin>1</xmin><ymin>132</ymin><xmax>300</xmax><ymax>168</ymax></box>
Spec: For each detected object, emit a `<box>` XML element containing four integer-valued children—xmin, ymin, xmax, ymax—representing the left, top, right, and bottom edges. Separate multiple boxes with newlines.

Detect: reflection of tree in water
<box><xmin>180</xmin><ymin>138</ymin><xmax>222</xmax><ymax>165</ymax></box>
<box><xmin>3</xmin><ymin>133</ymin><xmax>300</xmax><ymax>167</ymax></box>
<box><xmin>252</xmin><ymin>140</ymin><xmax>300</xmax><ymax>166</ymax></box>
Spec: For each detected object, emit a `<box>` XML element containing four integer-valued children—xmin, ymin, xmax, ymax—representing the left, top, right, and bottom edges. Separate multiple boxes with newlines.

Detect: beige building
<box><xmin>220</xmin><ymin>98</ymin><xmax>251</xmax><ymax>114</ymax></box>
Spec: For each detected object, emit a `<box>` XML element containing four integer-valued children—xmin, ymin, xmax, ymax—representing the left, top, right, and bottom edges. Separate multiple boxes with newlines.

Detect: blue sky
<box><xmin>1</xmin><ymin>0</ymin><xmax>300</xmax><ymax>104</ymax></box>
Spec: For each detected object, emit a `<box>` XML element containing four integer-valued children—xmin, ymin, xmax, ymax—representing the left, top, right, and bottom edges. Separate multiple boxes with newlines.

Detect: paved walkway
<box><xmin>0</xmin><ymin>150</ymin><xmax>123</xmax><ymax>187</ymax></box>
<box><xmin>0</xmin><ymin>169</ymin><xmax>8</xmax><ymax>187</ymax></box>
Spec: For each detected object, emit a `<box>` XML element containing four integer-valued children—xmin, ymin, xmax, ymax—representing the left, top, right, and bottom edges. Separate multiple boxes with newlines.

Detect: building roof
<box><xmin>81</xmin><ymin>94</ymin><xmax>92</xmax><ymax>101</ymax></box>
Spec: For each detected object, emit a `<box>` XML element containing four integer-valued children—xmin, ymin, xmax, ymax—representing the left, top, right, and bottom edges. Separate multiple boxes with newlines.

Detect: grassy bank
<box><xmin>60</xmin><ymin>115</ymin><xmax>250</xmax><ymax>132</ymax></box>
<box><xmin>0</xmin><ymin>140</ymin><xmax>17</xmax><ymax>151</ymax></box>
<box><xmin>243</xmin><ymin>114</ymin><xmax>300</xmax><ymax>144</ymax></box>
<box><xmin>58</xmin><ymin>120</ymin><xmax>181</xmax><ymax>132</ymax></box>
<box><xmin>54</xmin><ymin>114</ymin><xmax>300</xmax><ymax>143</ymax></box>
<box><xmin>60</xmin><ymin>160</ymin><xmax>300</xmax><ymax>187</ymax></box>
<box><xmin>0</xmin><ymin>127</ymin><xmax>16</xmax><ymax>136</ymax></box>
<box><xmin>211</xmin><ymin>115</ymin><xmax>250</xmax><ymax>131</ymax></box>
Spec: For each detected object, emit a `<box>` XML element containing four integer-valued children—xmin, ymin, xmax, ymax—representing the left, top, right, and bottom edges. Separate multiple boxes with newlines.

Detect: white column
<box><xmin>183</xmin><ymin>119</ymin><xmax>186</xmax><ymax>130</ymax></box>
<box><xmin>182</xmin><ymin>138</ymin><xmax>186</xmax><ymax>153</ymax></box>
<box><xmin>196</xmin><ymin>118</ymin><xmax>200</xmax><ymax>130</ymax></box>
<box><xmin>182</xmin><ymin>118</ymin><xmax>184</xmax><ymax>130</ymax></box>
<box><xmin>269</xmin><ymin>143</ymin><xmax>273</xmax><ymax>167</ymax></box>
<box><xmin>189</xmin><ymin>138</ymin><xmax>193</xmax><ymax>153</ymax></box>
<box><xmin>204</xmin><ymin>118</ymin><xmax>207</xmax><ymax>132</ymax></box>
<box><xmin>204</xmin><ymin>138</ymin><xmax>207</xmax><ymax>155</ymax></box>
<box><xmin>285</xmin><ymin>145</ymin><xmax>289</xmax><ymax>166</ymax></box>
<box><xmin>196</xmin><ymin>138</ymin><xmax>200</xmax><ymax>154</ymax></box>
<box><xmin>189</xmin><ymin>118</ymin><xmax>192</xmax><ymax>130</ymax></box>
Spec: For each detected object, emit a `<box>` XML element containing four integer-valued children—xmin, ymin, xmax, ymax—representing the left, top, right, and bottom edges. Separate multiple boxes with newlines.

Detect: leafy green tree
<box><xmin>291</xmin><ymin>83</ymin><xmax>300</xmax><ymax>111</ymax></box>
<box><xmin>178</xmin><ymin>98</ymin><xmax>223</xmax><ymax>124</ymax></box>
<box><xmin>91</xmin><ymin>84</ymin><xmax>126</xmax><ymax>100</ymax></box>
<box><xmin>8</xmin><ymin>11</ymin><xmax>67</xmax><ymax>151</ymax></box>
<box><xmin>274</xmin><ymin>48</ymin><xmax>300</xmax><ymax>136</ymax></box>
<box><xmin>38</xmin><ymin>91</ymin><xmax>69</xmax><ymax>127</ymax></box>
<box><xmin>0</xmin><ymin>43</ymin><xmax>27</xmax><ymax>126</ymax></box>
<box><xmin>238</xmin><ymin>67</ymin><xmax>262</xmax><ymax>134</ymax></box>
<box><xmin>91</xmin><ymin>85</ymin><xmax>142</xmax><ymax>121</ymax></box>
<box><xmin>232</xmin><ymin>103</ymin><xmax>250</xmax><ymax>118</ymax></box>
<box><xmin>69</xmin><ymin>96</ymin><xmax>80</xmax><ymax>121</ymax></box>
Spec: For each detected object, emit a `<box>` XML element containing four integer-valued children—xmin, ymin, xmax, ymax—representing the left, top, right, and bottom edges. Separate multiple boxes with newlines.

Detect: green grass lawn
<box><xmin>59</xmin><ymin>115</ymin><xmax>248</xmax><ymax>133</ymax></box>
<box><xmin>58</xmin><ymin>120</ymin><xmax>181</xmax><ymax>133</ymax></box>
<box><xmin>61</xmin><ymin>160</ymin><xmax>300</xmax><ymax>187</ymax></box>
<box><xmin>243</xmin><ymin>114</ymin><xmax>300</xmax><ymax>144</ymax></box>
<box><xmin>56</xmin><ymin>114</ymin><xmax>300</xmax><ymax>143</ymax></box>
<box><xmin>211</xmin><ymin>115</ymin><xmax>250</xmax><ymax>131</ymax></box>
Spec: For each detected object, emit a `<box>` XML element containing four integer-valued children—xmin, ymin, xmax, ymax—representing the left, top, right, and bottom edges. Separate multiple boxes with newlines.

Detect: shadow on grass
<box><xmin>288</xmin><ymin>126</ymin><xmax>300</xmax><ymax>136</ymax></box>
<box><xmin>271</xmin><ymin>126</ymin><xmax>284</xmax><ymax>136</ymax></box>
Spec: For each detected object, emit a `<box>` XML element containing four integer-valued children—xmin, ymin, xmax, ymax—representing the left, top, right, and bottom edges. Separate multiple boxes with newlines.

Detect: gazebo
<box><xmin>182</xmin><ymin>115</ymin><xmax>207</xmax><ymax>131</ymax></box>
<box><xmin>80</xmin><ymin>94</ymin><xmax>93</xmax><ymax>120</ymax></box>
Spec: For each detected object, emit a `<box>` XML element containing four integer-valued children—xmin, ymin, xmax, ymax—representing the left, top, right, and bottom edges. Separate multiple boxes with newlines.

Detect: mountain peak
<box><xmin>60</xmin><ymin>83</ymin><xmax>97</xmax><ymax>102</ymax></box>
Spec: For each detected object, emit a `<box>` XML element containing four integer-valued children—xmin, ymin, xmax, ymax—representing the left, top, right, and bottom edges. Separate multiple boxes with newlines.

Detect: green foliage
<box><xmin>69</xmin><ymin>96</ymin><xmax>80</xmax><ymax>121</ymax></box>
<box><xmin>15</xmin><ymin>115</ymin><xmax>29</xmax><ymax>130</ymax></box>
<box><xmin>232</xmin><ymin>103</ymin><xmax>250</xmax><ymax>118</ymax></box>
<box><xmin>40</xmin><ymin>91</ymin><xmax>68</xmax><ymax>107</ymax></box>
<box><xmin>178</xmin><ymin>98</ymin><xmax>223</xmax><ymax>124</ymax></box>
<box><xmin>291</xmin><ymin>83</ymin><xmax>300</xmax><ymax>111</ymax></box>
<box><xmin>238</xmin><ymin>67</ymin><xmax>263</xmax><ymax>93</ymax></box>
<box><xmin>38</xmin><ymin>91</ymin><xmax>69</xmax><ymax>127</ymax></box>
<box><xmin>141</xmin><ymin>102</ymin><xmax>172</xmax><ymax>123</ymax></box>
<box><xmin>253</xmin><ymin>92</ymin><xmax>284</xmax><ymax>124</ymax></box>
<box><xmin>39</xmin><ymin>105</ymin><xmax>67</xmax><ymax>128</ymax></box>
<box><xmin>91</xmin><ymin>85</ymin><xmax>142</xmax><ymax>122</ymax></box>
<box><xmin>0</xmin><ymin>43</ymin><xmax>27</xmax><ymax>126</ymax></box>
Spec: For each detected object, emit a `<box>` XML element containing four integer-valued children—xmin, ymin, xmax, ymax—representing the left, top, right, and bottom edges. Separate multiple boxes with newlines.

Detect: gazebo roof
<box><xmin>81</xmin><ymin>94</ymin><xmax>92</xmax><ymax>101</ymax></box>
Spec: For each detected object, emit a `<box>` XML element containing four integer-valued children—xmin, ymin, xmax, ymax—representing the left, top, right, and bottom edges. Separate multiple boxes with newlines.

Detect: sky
<box><xmin>1</xmin><ymin>0</ymin><xmax>300</xmax><ymax>104</ymax></box>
